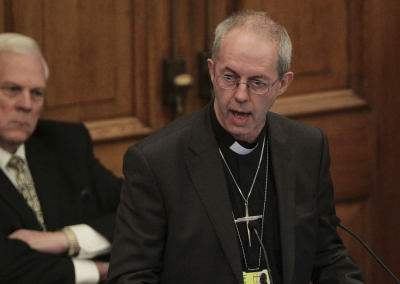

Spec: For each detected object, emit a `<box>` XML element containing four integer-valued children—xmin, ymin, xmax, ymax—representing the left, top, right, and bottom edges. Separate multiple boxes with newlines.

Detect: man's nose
<box><xmin>234</xmin><ymin>82</ymin><xmax>250</xmax><ymax>102</ymax></box>
<box><xmin>16</xmin><ymin>90</ymin><xmax>33</xmax><ymax>111</ymax></box>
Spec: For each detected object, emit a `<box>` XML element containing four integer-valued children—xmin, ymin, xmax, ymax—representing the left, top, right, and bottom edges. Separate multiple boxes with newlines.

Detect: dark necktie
<box><xmin>8</xmin><ymin>155</ymin><xmax>47</xmax><ymax>231</ymax></box>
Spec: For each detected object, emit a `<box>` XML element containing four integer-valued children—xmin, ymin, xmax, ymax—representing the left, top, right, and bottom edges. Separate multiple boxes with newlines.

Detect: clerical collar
<box><xmin>210</xmin><ymin>102</ymin><xmax>266</xmax><ymax>155</ymax></box>
<box><xmin>229</xmin><ymin>141</ymin><xmax>258</xmax><ymax>155</ymax></box>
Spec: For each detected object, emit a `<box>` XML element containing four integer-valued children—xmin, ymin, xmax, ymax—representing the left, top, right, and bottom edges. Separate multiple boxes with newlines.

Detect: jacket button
<box><xmin>81</xmin><ymin>186</ymin><xmax>92</xmax><ymax>200</ymax></box>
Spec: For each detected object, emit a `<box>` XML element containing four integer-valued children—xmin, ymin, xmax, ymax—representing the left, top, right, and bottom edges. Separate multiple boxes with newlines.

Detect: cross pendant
<box><xmin>234</xmin><ymin>203</ymin><xmax>262</xmax><ymax>247</ymax></box>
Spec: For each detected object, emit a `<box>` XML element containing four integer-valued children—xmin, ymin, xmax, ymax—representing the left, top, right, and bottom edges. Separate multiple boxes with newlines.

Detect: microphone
<box><xmin>248</xmin><ymin>222</ymin><xmax>274</xmax><ymax>284</ymax></box>
<box><xmin>330</xmin><ymin>215</ymin><xmax>400</xmax><ymax>284</ymax></box>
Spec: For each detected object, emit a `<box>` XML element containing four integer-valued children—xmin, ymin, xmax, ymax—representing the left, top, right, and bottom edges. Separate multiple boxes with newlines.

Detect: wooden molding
<box><xmin>270</xmin><ymin>89</ymin><xmax>369</xmax><ymax>117</ymax></box>
<box><xmin>84</xmin><ymin>116</ymin><xmax>152</xmax><ymax>142</ymax></box>
<box><xmin>87</xmin><ymin>89</ymin><xmax>369</xmax><ymax>143</ymax></box>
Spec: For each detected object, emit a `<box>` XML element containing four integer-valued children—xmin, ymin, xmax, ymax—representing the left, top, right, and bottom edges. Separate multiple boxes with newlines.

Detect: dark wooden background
<box><xmin>1</xmin><ymin>1</ymin><xmax>399</xmax><ymax>282</ymax></box>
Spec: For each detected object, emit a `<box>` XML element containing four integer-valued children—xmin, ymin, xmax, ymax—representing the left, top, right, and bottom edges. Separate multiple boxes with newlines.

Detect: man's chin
<box><xmin>1</xmin><ymin>131</ymin><xmax>32</xmax><ymax>147</ymax></box>
<box><xmin>227</xmin><ymin>127</ymin><xmax>251</xmax><ymax>141</ymax></box>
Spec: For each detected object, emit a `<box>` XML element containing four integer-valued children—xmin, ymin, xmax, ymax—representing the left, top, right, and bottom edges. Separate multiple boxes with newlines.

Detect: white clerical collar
<box><xmin>229</xmin><ymin>141</ymin><xmax>258</xmax><ymax>155</ymax></box>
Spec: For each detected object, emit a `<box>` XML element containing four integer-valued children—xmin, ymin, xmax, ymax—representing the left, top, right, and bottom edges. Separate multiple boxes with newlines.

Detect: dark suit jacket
<box><xmin>0</xmin><ymin>120</ymin><xmax>123</xmax><ymax>284</ymax></box>
<box><xmin>107</xmin><ymin>103</ymin><xmax>364</xmax><ymax>284</ymax></box>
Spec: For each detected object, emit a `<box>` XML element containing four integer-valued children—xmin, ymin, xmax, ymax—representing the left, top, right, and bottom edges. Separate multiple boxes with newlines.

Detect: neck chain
<box><xmin>219</xmin><ymin>135</ymin><xmax>265</xmax><ymax>206</ymax></box>
<box><xmin>219</xmin><ymin>136</ymin><xmax>269</xmax><ymax>270</ymax></box>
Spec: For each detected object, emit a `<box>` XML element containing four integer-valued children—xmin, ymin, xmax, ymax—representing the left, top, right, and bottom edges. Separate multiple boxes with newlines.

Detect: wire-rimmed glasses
<box><xmin>214</xmin><ymin>75</ymin><xmax>280</xmax><ymax>95</ymax></box>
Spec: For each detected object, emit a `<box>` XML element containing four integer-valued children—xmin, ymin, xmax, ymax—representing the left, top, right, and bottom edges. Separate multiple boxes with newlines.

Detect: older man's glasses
<box><xmin>214</xmin><ymin>75</ymin><xmax>280</xmax><ymax>95</ymax></box>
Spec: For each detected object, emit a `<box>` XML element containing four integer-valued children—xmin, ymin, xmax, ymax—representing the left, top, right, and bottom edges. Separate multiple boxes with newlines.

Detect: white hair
<box><xmin>0</xmin><ymin>33</ymin><xmax>49</xmax><ymax>80</ymax></box>
<box><xmin>212</xmin><ymin>10</ymin><xmax>292</xmax><ymax>78</ymax></box>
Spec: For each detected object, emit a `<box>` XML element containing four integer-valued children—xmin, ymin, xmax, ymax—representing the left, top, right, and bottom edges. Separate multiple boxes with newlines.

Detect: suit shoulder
<box><xmin>268</xmin><ymin>112</ymin><xmax>324</xmax><ymax>135</ymax></box>
<box><xmin>35</xmin><ymin>119</ymin><xmax>86</xmax><ymax>132</ymax></box>
<box><xmin>267</xmin><ymin>112</ymin><xmax>326</xmax><ymax>149</ymax></box>
<box><xmin>32</xmin><ymin>119</ymin><xmax>91</xmax><ymax>146</ymax></box>
<box><xmin>135</xmin><ymin>108</ymin><xmax>203</xmax><ymax>149</ymax></box>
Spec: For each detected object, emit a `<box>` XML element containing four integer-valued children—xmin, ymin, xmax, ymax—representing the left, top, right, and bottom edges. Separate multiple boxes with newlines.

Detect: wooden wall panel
<box><xmin>92</xmin><ymin>139</ymin><xmax>140</xmax><ymax>178</ymax></box>
<box><xmin>131</xmin><ymin>0</ymin><xmax>170</xmax><ymax>129</ymax></box>
<box><xmin>336</xmin><ymin>201</ymin><xmax>372</xmax><ymax>281</ymax></box>
<box><xmin>363</xmin><ymin>0</ymin><xmax>400</xmax><ymax>282</ymax></box>
<box><xmin>298</xmin><ymin>110</ymin><xmax>373</xmax><ymax>202</ymax></box>
<box><xmin>0</xmin><ymin>1</ymin><xmax>4</xmax><ymax>32</ymax></box>
<box><xmin>176</xmin><ymin>0</ymin><xmax>208</xmax><ymax>115</ymax></box>
<box><xmin>8</xmin><ymin>0</ymin><xmax>133</xmax><ymax>122</ymax></box>
<box><xmin>130</xmin><ymin>0</ymin><xmax>237</xmax><ymax>129</ymax></box>
<box><xmin>8</xmin><ymin>0</ymin><xmax>44</xmax><ymax>41</ymax></box>
<box><xmin>239</xmin><ymin>0</ymin><xmax>349</xmax><ymax>96</ymax></box>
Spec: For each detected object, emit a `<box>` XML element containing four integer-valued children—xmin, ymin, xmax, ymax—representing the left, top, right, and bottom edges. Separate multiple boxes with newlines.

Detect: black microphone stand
<box><xmin>331</xmin><ymin>216</ymin><xmax>400</xmax><ymax>284</ymax></box>
<box><xmin>249</xmin><ymin>222</ymin><xmax>274</xmax><ymax>284</ymax></box>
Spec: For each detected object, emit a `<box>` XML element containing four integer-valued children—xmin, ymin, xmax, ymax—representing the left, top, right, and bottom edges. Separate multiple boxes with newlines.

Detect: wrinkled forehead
<box><xmin>216</xmin><ymin>27</ymin><xmax>278</xmax><ymax>70</ymax></box>
<box><xmin>0</xmin><ymin>49</ymin><xmax>48</xmax><ymax>80</ymax></box>
<box><xmin>0</xmin><ymin>52</ymin><xmax>46</xmax><ymax>86</ymax></box>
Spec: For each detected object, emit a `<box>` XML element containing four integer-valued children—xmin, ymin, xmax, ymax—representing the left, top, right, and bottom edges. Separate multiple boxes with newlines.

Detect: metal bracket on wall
<box><xmin>198</xmin><ymin>0</ymin><xmax>214</xmax><ymax>101</ymax></box>
<box><xmin>163</xmin><ymin>0</ymin><xmax>193</xmax><ymax>118</ymax></box>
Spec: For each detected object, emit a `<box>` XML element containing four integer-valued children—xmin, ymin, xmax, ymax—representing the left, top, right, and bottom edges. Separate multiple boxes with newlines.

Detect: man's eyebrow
<box><xmin>222</xmin><ymin>67</ymin><xmax>270</xmax><ymax>81</ymax></box>
<box><xmin>1</xmin><ymin>81</ymin><xmax>45</xmax><ymax>89</ymax></box>
<box><xmin>222</xmin><ymin>67</ymin><xmax>239</xmax><ymax>75</ymax></box>
<box><xmin>31</xmin><ymin>86</ymin><xmax>46</xmax><ymax>90</ymax></box>
<box><xmin>249</xmin><ymin>75</ymin><xmax>267</xmax><ymax>80</ymax></box>
<box><xmin>1</xmin><ymin>81</ymin><xmax>22</xmax><ymax>86</ymax></box>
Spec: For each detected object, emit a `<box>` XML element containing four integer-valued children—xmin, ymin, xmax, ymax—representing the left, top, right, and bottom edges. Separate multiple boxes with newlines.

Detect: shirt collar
<box><xmin>0</xmin><ymin>144</ymin><xmax>27</xmax><ymax>170</ymax></box>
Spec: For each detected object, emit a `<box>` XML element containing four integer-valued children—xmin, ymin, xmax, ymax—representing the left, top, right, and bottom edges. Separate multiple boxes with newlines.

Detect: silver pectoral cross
<box><xmin>234</xmin><ymin>203</ymin><xmax>262</xmax><ymax>247</ymax></box>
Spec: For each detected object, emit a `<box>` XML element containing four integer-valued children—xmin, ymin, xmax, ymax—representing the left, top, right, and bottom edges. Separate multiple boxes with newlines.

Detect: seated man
<box><xmin>0</xmin><ymin>33</ymin><xmax>123</xmax><ymax>284</ymax></box>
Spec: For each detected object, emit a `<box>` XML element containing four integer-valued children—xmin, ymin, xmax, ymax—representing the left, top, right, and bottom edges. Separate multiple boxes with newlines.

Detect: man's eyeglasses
<box><xmin>214</xmin><ymin>75</ymin><xmax>281</xmax><ymax>95</ymax></box>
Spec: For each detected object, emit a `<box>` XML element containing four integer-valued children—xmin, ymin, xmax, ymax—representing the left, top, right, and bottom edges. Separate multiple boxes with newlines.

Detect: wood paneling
<box><xmin>0</xmin><ymin>1</ymin><xmax>4</xmax><ymax>32</ymax></box>
<box><xmin>239</xmin><ymin>0</ymin><xmax>349</xmax><ymax>96</ymax></box>
<box><xmin>84</xmin><ymin>117</ymin><xmax>152</xmax><ymax>143</ymax></box>
<box><xmin>270</xmin><ymin>90</ymin><xmax>367</xmax><ymax>118</ymax></box>
<box><xmin>8</xmin><ymin>0</ymin><xmax>133</xmax><ymax>122</ymax></box>
<box><xmin>299</xmin><ymin>110</ymin><xmax>374</xmax><ymax>202</ymax></box>
<box><xmin>1</xmin><ymin>0</ymin><xmax>15</xmax><ymax>32</ymax></box>
<box><xmin>336</xmin><ymin>201</ymin><xmax>372</xmax><ymax>281</ymax></box>
<box><xmin>131</xmin><ymin>0</ymin><xmax>170</xmax><ymax>129</ymax></box>
<box><xmin>92</xmin><ymin>138</ymin><xmax>141</xmax><ymax>178</ymax></box>
<box><xmin>7</xmin><ymin>0</ymin><xmax>44</xmax><ymax>39</ymax></box>
<box><xmin>363</xmin><ymin>0</ymin><xmax>400</xmax><ymax>282</ymax></box>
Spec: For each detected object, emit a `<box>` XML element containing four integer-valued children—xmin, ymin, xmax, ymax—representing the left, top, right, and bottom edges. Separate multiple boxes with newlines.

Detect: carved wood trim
<box><xmin>84</xmin><ymin>116</ymin><xmax>152</xmax><ymax>142</ymax></box>
<box><xmin>87</xmin><ymin>90</ymin><xmax>368</xmax><ymax>143</ymax></box>
<box><xmin>270</xmin><ymin>89</ymin><xmax>369</xmax><ymax>117</ymax></box>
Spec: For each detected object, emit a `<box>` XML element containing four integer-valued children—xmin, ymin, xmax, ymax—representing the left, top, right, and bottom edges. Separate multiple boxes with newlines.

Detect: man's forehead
<box><xmin>0</xmin><ymin>51</ymin><xmax>46</xmax><ymax>86</ymax></box>
<box><xmin>0</xmin><ymin>51</ymin><xmax>44</xmax><ymax>68</ymax></box>
<box><xmin>223</xmin><ymin>26</ymin><xmax>276</xmax><ymax>45</ymax></box>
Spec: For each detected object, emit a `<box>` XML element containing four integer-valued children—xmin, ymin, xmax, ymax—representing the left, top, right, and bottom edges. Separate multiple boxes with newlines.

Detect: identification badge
<box><xmin>243</xmin><ymin>269</ymin><xmax>270</xmax><ymax>284</ymax></box>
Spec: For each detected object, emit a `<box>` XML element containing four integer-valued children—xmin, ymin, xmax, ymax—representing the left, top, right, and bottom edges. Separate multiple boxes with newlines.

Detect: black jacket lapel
<box><xmin>0</xmin><ymin>167</ymin><xmax>43</xmax><ymax>231</ymax></box>
<box><xmin>186</xmin><ymin>105</ymin><xmax>243</xmax><ymax>283</ymax></box>
<box><xmin>25</xmin><ymin>136</ymin><xmax>63</xmax><ymax>231</ymax></box>
<box><xmin>268</xmin><ymin>113</ymin><xmax>296</xmax><ymax>284</ymax></box>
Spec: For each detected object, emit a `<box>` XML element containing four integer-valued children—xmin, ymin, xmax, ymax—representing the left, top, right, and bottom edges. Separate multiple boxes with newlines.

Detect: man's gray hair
<box><xmin>0</xmin><ymin>33</ymin><xmax>49</xmax><ymax>80</ymax></box>
<box><xmin>211</xmin><ymin>10</ymin><xmax>292</xmax><ymax>78</ymax></box>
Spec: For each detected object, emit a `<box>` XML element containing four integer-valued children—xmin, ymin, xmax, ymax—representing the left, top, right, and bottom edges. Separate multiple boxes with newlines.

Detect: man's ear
<box><xmin>277</xmin><ymin>72</ymin><xmax>294</xmax><ymax>96</ymax></box>
<box><xmin>207</xmin><ymin>59</ymin><xmax>215</xmax><ymax>82</ymax></box>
